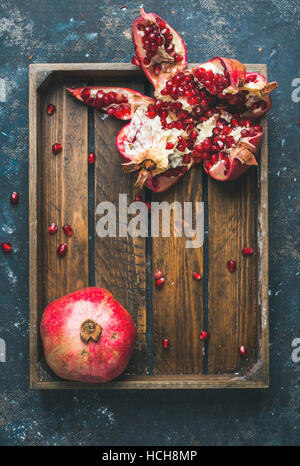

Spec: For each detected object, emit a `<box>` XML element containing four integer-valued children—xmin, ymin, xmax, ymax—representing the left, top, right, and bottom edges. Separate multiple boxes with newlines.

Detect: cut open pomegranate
<box><xmin>68</xmin><ymin>9</ymin><xmax>277</xmax><ymax>191</ymax></box>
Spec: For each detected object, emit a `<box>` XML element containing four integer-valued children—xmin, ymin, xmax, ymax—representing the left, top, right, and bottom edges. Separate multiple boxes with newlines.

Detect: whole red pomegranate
<box><xmin>68</xmin><ymin>8</ymin><xmax>277</xmax><ymax>190</ymax></box>
<box><xmin>40</xmin><ymin>287</ymin><xmax>137</xmax><ymax>383</ymax></box>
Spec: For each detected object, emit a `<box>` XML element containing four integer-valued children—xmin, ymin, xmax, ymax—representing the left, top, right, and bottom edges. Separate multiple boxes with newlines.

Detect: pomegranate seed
<box><xmin>155</xmin><ymin>277</ymin><xmax>165</xmax><ymax>289</ymax></box>
<box><xmin>227</xmin><ymin>260</ymin><xmax>236</xmax><ymax>272</ymax></box>
<box><xmin>153</xmin><ymin>63</ymin><xmax>161</xmax><ymax>75</ymax></box>
<box><xmin>162</xmin><ymin>338</ymin><xmax>170</xmax><ymax>349</ymax></box>
<box><xmin>88</xmin><ymin>152</ymin><xmax>96</xmax><ymax>164</ymax></box>
<box><xmin>47</xmin><ymin>104</ymin><xmax>56</xmax><ymax>116</ymax></box>
<box><xmin>242</xmin><ymin>247</ymin><xmax>254</xmax><ymax>256</ymax></box>
<box><xmin>52</xmin><ymin>143</ymin><xmax>62</xmax><ymax>155</ymax></box>
<box><xmin>192</xmin><ymin>272</ymin><xmax>201</xmax><ymax>281</ymax></box>
<box><xmin>174</xmin><ymin>54</ymin><xmax>183</xmax><ymax>63</ymax></box>
<box><xmin>182</xmin><ymin>154</ymin><xmax>191</xmax><ymax>164</ymax></box>
<box><xmin>1</xmin><ymin>242</ymin><xmax>12</xmax><ymax>253</ymax></box>
<box><xmin>10</xmin><ymin>192</ymin><xmax>19</xmax><ymax>204</ymax></box>
<box><xmin>199</xmin><ymin>330</ymin><xmax>210</xmax><ymax>341</ymax></box>
<box><xmin>241</xmin><ymin>129</ymin><xmax>250</xmax><ymax>138</ymax></box>
<box><xmin>135</xmin><ymin>194</ymin><xmax>141</xmax><ymax>202</ymax></box>
<box><xmin>48</xmin><ymin>223</ymin><xmax>58</xmax><ymax>235</ymax></box>
<box><xmin>166</xmin><ymin>142</ymin><xmax>174</xmax><ymax>150</ymax></box>
<box><xmin>239</xmin><ymin>345</ymin><xmax>247</xmax><ymax>356</ymax></box>
<box><xmin>63</xmin><ymin>224</ymin><xmax>73</xmax><ymax>237</ymax></box>
<box><xmin>146</xmin><ymin>201</ymin><xmax>151</xmax><ymax>212</ymax></box>
<box><xmin>131</xmin><ymin>56</ymin><xmax>140</xmax><ymax>66</ymax></box>
<box><xmin>154</xmin><ymin>270</ymin><xmax>163</xmax><ymax>280</ymax></box>
<box><xmin>57</xmin><ymin>243</ymin><xmax>68</xmax><ymax>257</ymax></box>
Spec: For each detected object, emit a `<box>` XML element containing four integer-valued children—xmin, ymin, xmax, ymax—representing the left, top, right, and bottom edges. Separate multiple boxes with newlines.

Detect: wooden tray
<box><xmin>29</xmin><ymin>63</ymin><xmax>269</xmax><ymax>389</ymax></box>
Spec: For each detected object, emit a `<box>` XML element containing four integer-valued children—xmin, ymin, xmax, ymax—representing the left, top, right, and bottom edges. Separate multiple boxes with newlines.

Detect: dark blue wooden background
<box><xmin>0</xmin><ymin>0</ymin><xmax>299</xmax><ymax>446</ymax></box>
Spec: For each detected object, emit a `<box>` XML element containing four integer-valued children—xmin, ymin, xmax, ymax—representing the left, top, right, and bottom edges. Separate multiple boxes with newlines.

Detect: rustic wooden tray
<box><xmin>29</xmin><ymin>63</ymin><xmax>269</xmax><ymax>389</ymax></box>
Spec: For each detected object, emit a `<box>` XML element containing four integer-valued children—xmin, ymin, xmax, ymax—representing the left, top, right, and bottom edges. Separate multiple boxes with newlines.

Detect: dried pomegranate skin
<box><xmin>40</xmin><ymin>287</ymin><xmax>137</xmax><ymax>383</ymax></box>
<box><xmin>67</xmin><ymin>86</ymin><xmax>154</xmax><ymax>120</ymax></box>
<box><xmin>132</xmin><ymin>8</ymin><xmax>187</xmax><ymax>87</ymax></box>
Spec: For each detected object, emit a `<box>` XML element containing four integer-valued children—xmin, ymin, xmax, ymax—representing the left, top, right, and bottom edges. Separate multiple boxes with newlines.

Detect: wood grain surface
<box><xmin>94</xmin><ymin>80</ymin><xmax>147</xmax><ymax>375</ymax></box>
<box><xmin>152</xmin><ymin>167</ymin><xmax>204</xmax><ymax>374</ymax></box>
<box><xmin>41</xmin><ymin>84</ymin><xmax>89</xmax><ymax>308</ymax></box>
<box><xmin>207</xmin><ymin>171</ymin><xmax>258</xmax><ymax>373</ymax></box>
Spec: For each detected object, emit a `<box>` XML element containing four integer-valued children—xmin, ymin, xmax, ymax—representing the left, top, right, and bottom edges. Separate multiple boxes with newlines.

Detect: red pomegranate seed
<box><xmin>155</xmin><ymin>277</ymin><xmax>165</xmax><ymax>289</ymax></box>
<box><xmin>154</xmin><ymin>270</ymin><xmax>163</xmax><ymax>280</ymax></box>
<box><xmin>88</xmin><ymin>152</ymin><xmax>96</xmax><ymax>164</ymax></box>
<box><xmin>57</xmin><ymin>243</ymin><xmax>68</xmax><ymax>257</ymax></box>
<box><xmin>131</xmin><ymin>56</ymin><xmax>140</xmax><ymax>66</ymax></box>
<box><xmin>242</xmin><ymin>247</ymin><xmax>254</xmax><ymax>256</ymax></box>
<box><xmin>48</xmin><ymin>223</ymin><xmax>58</xmax><ymax>235</ymax></box>
<box><xmin>135</xmin><ymin>194</ymin><xmax>141</xmax><ymax>202</ymax></box>
<box><xmin>192</xmin><ymin>271</ymin><xmax>201</xmax><ymax>281</ymax></box>
<box><xmin>166</xmin><ymin>142</ymin><xmax>174</xmax><ymax>150</ymax></box>
<box><xmin>146</xmin><ymin>201</ymin><xmax>151</xmax><ymax>212</ymax></box>
<box><xmin>199</xmin><ymin>330</ymin><xmax>210</xmax><ymax>341</ymax></box>
<box><xmin>174</xmin><ymin>54</ymin><xmax>183</xmax><ymax>63</ymax></box>
<box><xmin>47</xmin><ymin>104</ymin><xmax>56</xmax><ymax>116</ymax></box>
<box><xmin>52</xmin><ymin>143</ymin><xmax>62</xmax><ymax>155</ymax></box>
<box><xmin>182</xmin><ymin>154</ymin><xmax>191</xmax><ymax>164</ymax></box>
<box><xmin>1</xmin><ymin>242</ymin><xmax>12</xmax><ymax>253</ymax></box>
<box><xmin>63</xmin><ymin>224</ymin><xmax>73</xmax><ymax>237</ymax></box>
<box><xmin>239</xmin><ymin>345</ymin><xmax>247</xmax><ymax>356</ymax></box>
<box><xmin>227</xmin><ymin>260</ymin><xmax>236</xmax><ymax>272</ymax></box>
<box><xmin>10</xmin><ymin>192</ymin><xmax>19</xmax><ymax>204</ymax></box>
<box><xmin>162</xmin><ymin>338</ymin><xmax>170</xmax><ymax>349</ymax></box>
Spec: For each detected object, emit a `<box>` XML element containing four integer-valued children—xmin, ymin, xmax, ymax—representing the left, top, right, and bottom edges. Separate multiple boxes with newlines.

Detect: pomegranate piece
<box><xmin>47</xmin><ymin>104</ymin><xmax>56</xmax><ymax>116</ymax></box>
<box><xmin>192</xmin><ymin>272</ymin><xmax>201</xmax><ymax>281</ymax></box>
<box><xmin>67</xmin><ymin>86</ymin><xmax>154</xmax><ymax>121</ymax></box>
<box><xmin>239</xmin><ymin>345</ymin><xmax>247</xmax><ymax>356</ymax></box>
<box><xmin>155</xmin><ymin>277</ymin><xmax>165</xmax><ymax>289</ymax></box>
<box><xmin>132</xmin><ymin>8</ymin><xmax>187</xmax><ymax>87</ymax></box>
<box><xmin>242</xmin><ymin>247</ymin><xmax>254</xmax><ymax>256</ymax></box>
<box><xmin>52</xmin><ymin>143</ymin><xmax>62</xmax><ymax>155</ymax></box>
<box><xmin>57</xmin><ymin>243</ymin><xmax>68</xmax><ymax>257</ymax></box>
<box><xmin>10</xmin><ymin>191</ymin><xmax>19</xmax><ymax>204</ymax></box>
<box><xmin>1</xmin><ymin>242</ymin><xmax>12</xmax><ymax>253</ymax></box>
<box><xmin>40</xmin><ymin>287</ymin><xmax>137</xmax><ymax>382</ymax></box>
<box><xmin>227</xmin><ymin>260</ymin><xmax>236</xmax><ymax>272</ymax></box>
<box><xmin>199</xmin><ymin>330</ymin><xmax>210</xmax><ymax>341</ymax></box>
<box><xmin>88</xmin><ymin>152</ymin><xmax>96</xmax><ymax>164</ymax></box>
<box><xmin>63</xmin><ymin>224</ymin><xmax>73</xmax><ymax>237</ymax></box>
<box><xmin>67</xmin><ymin>10</ymin><xmax>277</xmax><ymax>190</ymax></box>
<box><xmin>48</xmin><ymin>223</ymin><xmax>58</xmax><ymax>235</ymax></box>
<box><xmin>162</xmin><ymin>338</ymin><xmax>170</xmax><ymax>349</ymax></box>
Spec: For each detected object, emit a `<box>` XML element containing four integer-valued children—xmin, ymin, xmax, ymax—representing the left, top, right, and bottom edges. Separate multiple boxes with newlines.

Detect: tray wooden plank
<box><xmin>94</xmin><ymin>80</ymin><xmax>147</xmax><ymax>375</ymax></box>
<box><xmin>41</xmin><ymin>84</ymin><xmax>89</xmax><ymax>305</ymax></box>
<box><xmin>207</xmin><ymin>172</ymin><xmax>258</xmax><ymax>373</ymax></box>
<box><xmin>152</xmin><ymin>167</ymin><xmax>204</xmax><ymax>375</ymax></box>
<box><xmin>29</xmin><ymin>63</ymin><xmax>269</xmax><ymax>389</ymax></box>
